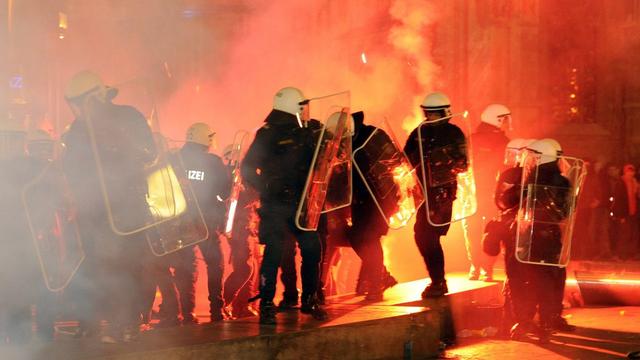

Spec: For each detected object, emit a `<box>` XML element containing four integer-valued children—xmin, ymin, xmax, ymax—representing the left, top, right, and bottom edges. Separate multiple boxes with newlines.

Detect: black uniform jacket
<box><xmin>63</xmin><ymin>101</ymin><xmax>157</xmax><ymax>215</ymax></box>
<box><xmin>403</xmin><ymin>120</ymin><xmax>468</xmax><ymax>205</ymax></box>
<box><xmin>241</xmin><ymin>110</ymin><xmax>321</xmax><ymax>206</ymax></box>
<box><xmin>176</xmin><ymin>142</ymin><xmax>231</xmax><ymax>228</ymax></box>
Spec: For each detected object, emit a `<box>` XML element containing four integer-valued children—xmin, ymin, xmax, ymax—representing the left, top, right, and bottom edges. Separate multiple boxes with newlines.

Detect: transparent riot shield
<box><xmin>224</xmin><ymin>130</ymin><xmax>250</xmax><ymax>236</ymax></box>
<box><xmin>353</xmin><ymin>119</ymin><xmax>424</xmax><ymax>229</ymax></box>
<box><xmin>295</xmin><ymin>91</ymin><xmax>350</xmax><ymax>231</ymax></box>
<box><xmin>515</xmin><ymin>152</ymin><xmax>586</xmax><ymax>267</ymax></box>
<box><xmin>322</xmin><ymin>114</ymin><xmax>352</xmax><ymax>213</ymax></box>
<box><xmin>82</xmin><ymin>81</ymin><xmax>188</xmax><ymax>235</ymax></box>
<box><xmin>145</xmin><ymin>150</ymin><xmax>209</xmax><ymax>256</ymax></box>
<box><xmin>22</xmin><ymin>161</ymin><xmax>84</xmax><ymax>292</ymax></box>
<box><xmin>504</xmin><ymin>139</ymin><xmax>536</xmax><ymax>168</ymax></box>
<box><xmin>417</xmin><ymin>111</ymin><xmax>477</xmax><ymax>226</ymax></box>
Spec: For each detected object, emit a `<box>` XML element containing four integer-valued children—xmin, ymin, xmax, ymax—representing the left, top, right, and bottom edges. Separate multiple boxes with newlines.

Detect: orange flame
<box><xmin>452</xmin><ymin>168</ymin><xmax>477</xmax><ymax>221</ymax></box>
<box><xmin>402</xmin><ymin>101</ymin><xmax>425</xmax><ymax>134</ymax></box>
<box><xmin>388</xmin><ymin>162</ymin><xmax>421</xmax><ymax>228</ymax></box>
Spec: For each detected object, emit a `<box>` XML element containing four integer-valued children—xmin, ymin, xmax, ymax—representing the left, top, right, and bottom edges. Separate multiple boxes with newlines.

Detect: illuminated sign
<box><xmin>9</xmin><ymin>76</ymin><xmax>23</xmax><ymax>89</ymax></box>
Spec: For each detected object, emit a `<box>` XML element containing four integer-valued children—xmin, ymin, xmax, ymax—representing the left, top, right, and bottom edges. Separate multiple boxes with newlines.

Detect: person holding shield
<box><xmin>241</xmin><ymin>87</ymin><xmax>327</xmax><ymax>324</ymax></box>
<box><xmin>404</xmin><ymin>92</ymin><xmax>469</xmax><ymax>298</ymax></box>
<box><xmin>62</xmin><ymin>70</ymin><xmax>157</xmax><ymax>342</ymax></box>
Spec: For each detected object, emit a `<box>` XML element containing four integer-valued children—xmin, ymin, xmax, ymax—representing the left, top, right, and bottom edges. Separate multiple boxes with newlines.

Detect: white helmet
<box><xmin>542</xmin><ymin>138</ymin><xmax>562</xmax><ymax>154</ymax></box>
<box><xmin>420</xmin><ymin>91</ymin><xmax>451</xmax><ymax>111</ymax></box>
<box><xmin>481</xmin><ymin>104</ymin><xmax>511</xmax><ymax>128</ymax></box>
<box><xmin>504</xmin><ymin>138</ymin><xmax>536</xmax><ymax>167</ymax></box>
<box><xmin>326</xmin><ymin>111</ymin><xmax>350</xmax><ymax>136</ymax></box>
<box><xmin>505</xmin><ymin>138</ymin><xmax>528</xmax><ymax>151</ymax></box>
<box><xmin>527</xmin><ymin>138</ymin><xmax>562</xmax><ymax>164</ymax></box>
<box><xmin>186</xmin><ymin>122</ymin><xmax>215</xmax><ymax>148</ymax></box>
<box><xmin>273</xmin><ymin>87</ymin><xmax>307</xmax><ymax>116</ymax></box>
<box><xmin>64</xmin><ymin>70</ymin><xmax>117</xmax><ymax>101</ymax></box>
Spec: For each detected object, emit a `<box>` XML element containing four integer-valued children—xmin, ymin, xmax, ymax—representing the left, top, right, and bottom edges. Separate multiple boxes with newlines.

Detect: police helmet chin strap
<box><xmin>296</xmin><ymin>99</ymin><xmax>311</xmax><ymax>128</ymax></box>
<box><xmin>295</xmin><ymin>112</ymin><xmax>306</xmax><ymax>128</ymax></box>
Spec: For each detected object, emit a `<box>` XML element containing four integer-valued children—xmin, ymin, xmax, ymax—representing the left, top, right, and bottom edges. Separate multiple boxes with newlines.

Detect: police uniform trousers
<box><xmin>258</xmin><ymin>202</ymin><xmax>321</xmax><ymax>303</ymax></box>
<box><xmin>173</xmin><ymin>233</ymin><xmax>224</xmax><ymax>318</ymax></box>
<box><xmin>414</xmin><ymin>204</ymin><xmax>452</xmax><ymax>284</ymax></box>
<box><xmin>348</xmin><ymin>215</ymin><xmax>386</xmax><ymax>289</ymax></box>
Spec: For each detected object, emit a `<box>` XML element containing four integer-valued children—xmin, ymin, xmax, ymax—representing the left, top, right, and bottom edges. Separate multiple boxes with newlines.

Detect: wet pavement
<box><xmin>443</xmin><ymin>307</ymin><xmax>640</xmax><ymax>360</ymax></box>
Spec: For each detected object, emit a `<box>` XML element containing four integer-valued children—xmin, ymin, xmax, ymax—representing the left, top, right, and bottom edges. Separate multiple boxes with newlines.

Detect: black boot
<box><xmin>278</xmin><ymin>296</ymin><xmax>299</xmax><ymax>310</ymax></box>
<box><xmin>260</xmin><ymin>300</ymin><xmax>277</xmax><ymax>325</ymax></box>
<box><xmin>421</xmin><ymin>280</ymin><xmax>448</xmax><ymax>298</ymax></box>
<box><xmin>300</xmin><ymin>295</ymin><xmax>328</xmax><ymax>321</ymax></box>
<box><xmin>383</xmin><ymin>271</ymin><xmax>398</xmax><ymax>290</ymax></box>
<box><xmin>510</xmin><ymin>321</ymin><xmax>538</xmax><ymax>341</ymax></box>
<box><xmin>355</xmin><ymin>279</ymin><xmax>369</xmax><ymax>296</ymax></box>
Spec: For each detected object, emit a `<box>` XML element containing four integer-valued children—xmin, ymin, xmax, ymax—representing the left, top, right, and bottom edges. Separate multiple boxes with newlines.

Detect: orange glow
<box><xmin>567</xmin><ymin>277</ymin><xmax>640</xmax><ymax>287</ymax></box>
<box><xmin>7</xmin><ymin>0</ymin><xmax>13</xmax><ymax>34</ymax></box>
<box><xmin>452</xmin><ymin>167</ymin><xmax>477</xmax><ymax>221</ymax></box>
<box><xmin>58</xmin><ymin>12</ymin><xmax>68</xmax><ymax>30</ymax></box>
<box><xmin>146</xmin><ymin>165</ymin><xmax>187</xmax><ymax>219</ymax></box>
<box><xmin>388</xmin><ymin>162</ymin><xmax>421</xmax><ymax>228</ymax></box>
<box><xmin>402</xmin><ymin>102</ymin><xmax>424</xmax><ymax>134</ymax></box>
<box><xmin>578</xmin><ymin>278</ymin><xmax>640</xmax><ymax>285</ymax></box>
<box><xmin>224</xmin><ymin>169</ymin><xmax>242</xmax><ymax>234</ymax></box>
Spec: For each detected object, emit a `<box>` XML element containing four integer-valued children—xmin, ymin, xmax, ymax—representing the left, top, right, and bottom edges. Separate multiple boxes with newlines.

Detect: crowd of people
<box><xmin>0</xmin><ymin>70</ymin><xmax>588</xmax><ymax>345</ymax></box>
<box><xmin>574</xmin><ymin>159</ymin><xmax>640</xmax><ymax>261</ymax></box>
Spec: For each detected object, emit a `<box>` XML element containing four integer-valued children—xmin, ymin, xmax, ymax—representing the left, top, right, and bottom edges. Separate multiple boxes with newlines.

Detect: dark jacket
<box><xmin>241</xmin><ymin>110</ymin><xmax>321</xmax><ymax>205</ymax></box>
<box><xmin>471</xmin><ymin>122</ymin><xmax>509</xmax><ymax>203</ymax></box>
<box><xmin>403</xmin><ymin>120</ymin><xmax>468</xmax><ymax>205</ymax></box>
<box><xmin>351</xmin><ymin>122</ymin><xmax>394</xmax><ymax>234</ymax></box>
<box><xmin>63</xmin><ymin>101</ymin><xmax>156</xmax><ymax>212</ymax></box>
<box><xmin>524</xmin><ymin>162</ymin><xmax>571</xmax><ymax>263</ymax></box>
<box><xmin>177</xmin><ymin>142</ymin><xmax>231</xmax><ymax>228</ymax></box>
<box><xmin>62</xmin><ymin>100</ymin><xmax>157</xmax><ymax>235</ymax></box>
<box><xmin>495</xmin><ymin>166</ymin><xmax>523</xmax><ymax>212</ymax></box>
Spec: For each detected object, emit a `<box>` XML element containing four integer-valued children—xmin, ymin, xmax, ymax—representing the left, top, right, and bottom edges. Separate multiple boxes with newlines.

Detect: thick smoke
<box><xmin>3</xmin><ymin>3</ymin><xmax>449</xmax><ymax>324</ymax></box>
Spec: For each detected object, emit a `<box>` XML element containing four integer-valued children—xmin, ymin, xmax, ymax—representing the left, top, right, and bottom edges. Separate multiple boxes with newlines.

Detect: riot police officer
<box><xmin>241</xmin><ymin>87</ymin><xmax>327</xmax><ymax>324</ymax></box>
<box><xmin>491</xmin><ymin>138</ymin><xmax>533</xmax><ymax>335</ymax></box>
<box><xmin>404</xmin><ymin>92</ymin><xmax>468</xmax><ymax>298</ymax></box>
<box><xmin>464</xmin><ymin>104</ymin><xmax>510</xmax><ymax>281</ymax></box>
<box><xmin>349</xmin><ymin>111</ymin><xmax>397</xmax><ymax>300</ymax></box>
<box><xmin>173</xmin><ymin>122</ymin><xmax>230</xmax><ymax>323</ymax></box>
<box><xmin>509</xmin><ymin>139</ymin><xmax>575</xmax><ymax>341</ymax></box>
<box><xmin>62</xmin><ymin>70</ymin><xmax>157</xmax><ymax>342</ymax></box>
